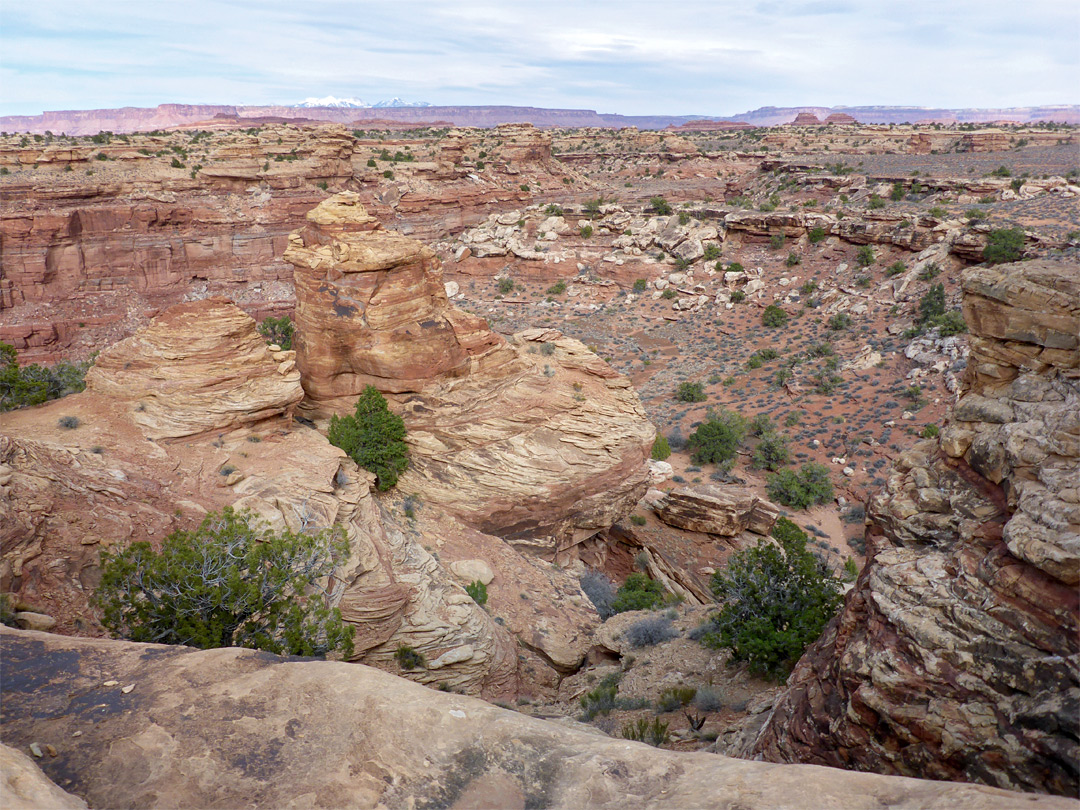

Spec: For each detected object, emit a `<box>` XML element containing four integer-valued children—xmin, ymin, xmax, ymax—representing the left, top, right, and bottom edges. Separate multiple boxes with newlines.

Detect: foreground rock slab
<box><xmin>1</xmin><ymin>629</ymin><xmax>1073</xmax><ymax>810</ymax></box>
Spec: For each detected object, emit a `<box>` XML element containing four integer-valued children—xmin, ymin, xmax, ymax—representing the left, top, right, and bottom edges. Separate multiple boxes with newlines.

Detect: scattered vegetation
<box><xmin>674</xmin><ymin>381</ymin><xmax>707</xmax><ymax>402</ymax></box>
<box><xmin>621</xmin><ymin>717</ymin><xmax>670</xmax><ymax>747</ymax></box>
<box><xmin>766</xmin><ymin>462</ymin><xmax>834</xmax><ymax>510</ymax></box>
<box><xmin>625</xmin><ymin>614</ymin><xmax>679</xmax><ymax>647</ymax></box>
<box><xmin>983</xmin><ymin>228</ymin><xmax>1025</xmax><ymax>265</ymax></box>
<box><xmin>1</xmin><ymin>342</ymin><xmax>92</xmax><ymax>412</ymax></box>
<box><xmin>700</xmin><ymin>518</ymin><xmax>843</xmax><ymax>679</ymax></box>
<box><xmin>465</xmin><ymin>580</ymin><xmax>488</xmax><ymax>606</ymax></box>
<box><xmin>762</xmin><ymin>305</ymin><xmax>788</xmax><ymax>328</ymax></box>
<box><xmin>95</xmin><ymin>507</ymin><xmax>354</xmax><ymax>657</ymax></box>
<box><xmin>395</xmin><ymin>644</ymin><xmax>426</xmax><ymax>670</ymax></box>
<box><xmin>611</xmin><ymin>573</ymin><xmax>668</xmax><ymax>614</ymax></box>
<box><xmin>257</xmin><ymin>316</ymin><xmax>294</xmax><ymax>350</ymax></box>
<box><xmin>327</xmin><ymin>386</ymin><xmax>408</xmax><ymax>491</ymax></box>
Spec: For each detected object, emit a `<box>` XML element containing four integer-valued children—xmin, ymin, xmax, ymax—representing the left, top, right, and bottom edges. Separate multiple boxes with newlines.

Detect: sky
<box><xmin>1</xmin><ymin>0</ymin><xmax>1077</xmax><ymax>117</ymax></box>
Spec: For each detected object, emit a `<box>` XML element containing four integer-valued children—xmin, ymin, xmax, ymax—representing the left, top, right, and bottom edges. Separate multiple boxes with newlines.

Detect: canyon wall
<box><xmin>739</xmin><ymin>260</ymin><xmax>1079</xmax><ymax>796</ymax></box>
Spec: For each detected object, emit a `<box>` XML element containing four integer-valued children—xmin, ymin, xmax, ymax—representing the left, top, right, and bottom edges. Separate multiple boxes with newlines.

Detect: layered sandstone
<box><xmin>2</xmin><ymin>628</ymin><xmax>1075</xmax><ymax>810</ymax></box>
<box><xmin>740</xmin><ymin>260</ymin><xmax>1080</xmax><ymax>796</ymax></box>
<box><xmin>85</xmin><ymin>298</ymin><xmax>303</xmax><ymax>440</ymax></box>
<box><xmin>285</xmin><ymin>194</ymin><xmax>655</xmax><ymax>557</ymax></box>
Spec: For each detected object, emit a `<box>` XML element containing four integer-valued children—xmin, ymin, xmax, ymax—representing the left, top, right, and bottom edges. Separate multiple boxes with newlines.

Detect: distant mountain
<box><xmin>295</xmin><ymin>96</ymin><xmax>368</xmax><ymax>108</ymax></box>
<box><xmin>292</xmin><ymin>97</ymin><xmax>431</xmax><ymax>109</ymax></box>
<box><xmin>371</xmin><ymin>98</ymin><xmax>431</xmax><ymax>108</ymax></box>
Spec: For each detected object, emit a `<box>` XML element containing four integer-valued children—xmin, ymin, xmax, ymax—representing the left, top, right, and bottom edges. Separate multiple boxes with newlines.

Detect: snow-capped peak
<box><xmin>295</xmin><ymin>96</ymin><xmax>368</xmax><ymax>108</ymax></box>
<box><xmin>371</xmin><ymin>97</ymin><xmax>431</xmax><ymax>108</ymax></box>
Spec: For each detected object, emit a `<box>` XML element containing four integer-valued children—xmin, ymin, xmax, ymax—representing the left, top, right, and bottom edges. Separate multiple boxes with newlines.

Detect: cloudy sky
<box><xmin>2</xmin><ymin>0</ymin><xmax>1077</xmax><ymax>116</ymax></box>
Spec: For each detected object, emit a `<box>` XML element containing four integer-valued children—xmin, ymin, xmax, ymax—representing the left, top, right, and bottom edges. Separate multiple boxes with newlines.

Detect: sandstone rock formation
<box><xmin>740</xmin><ymin>260</ymin><xmax>1079</xmax><ymax>796</ymax></box>
<box><xmin>85</xmin><ymin>298</ymin><xmax>303</xmax><ymax>440</ymax></box>
<box><xmin>285</xmin><ymin>193</ymin><xmax>655</xmax><ymax>558</ymax></box>
<box><xmin>2</xmin><ymin>300</ymin><xmax>519</xmax><ymax>696</ymax></box>
<box><xmin>2</xmin><ymin>628</ymin><xmax>1074</xmax><ymax>810</ymax></box>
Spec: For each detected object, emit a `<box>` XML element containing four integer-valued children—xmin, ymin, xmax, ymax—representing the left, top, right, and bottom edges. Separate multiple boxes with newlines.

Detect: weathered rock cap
<box><xmin>285</xmin><ymin>191</ymin><xmax>432</xmax><ymax>273</ymax></box>
<box><xmin>655</xmin><ymin>485</ymin><xmax>780</xmax><ymax>537</ymax></box>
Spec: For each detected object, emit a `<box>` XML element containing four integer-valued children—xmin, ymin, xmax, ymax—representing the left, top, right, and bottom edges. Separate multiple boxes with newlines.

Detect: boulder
<box><xmin>656</xmin><ymin>486</ymin><xmax>778</xmax><ymax>537</ymax></box>
<box><xmin>1</xmin><ymin>743</ymin><xmax>88</xmax><ymax>810</ymax></box>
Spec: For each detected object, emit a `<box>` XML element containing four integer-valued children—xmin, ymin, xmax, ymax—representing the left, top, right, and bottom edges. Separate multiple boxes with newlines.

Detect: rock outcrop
<box><xmin>286</xmin><ymin>194</ymin><xmax>655</xmax><ymax>558</ymax></box>
<box><xmin>85</xmin><ymin>298</ymin><xmax>303</xmax><ymax>440</ymax></box>
<box><xmin>740</xmin><ymin>260</ymin><xmax>1079</xmax><ymax>796</ymax></box>
<box><xmin>2</xmin><ymin>628</ymin><xmax>1074</xmax><ymax>810</ymax></box>
<box><xmin>654</xmin><ymin>485</ymin><xmax>779</xmax><ymax>537</ymax></box>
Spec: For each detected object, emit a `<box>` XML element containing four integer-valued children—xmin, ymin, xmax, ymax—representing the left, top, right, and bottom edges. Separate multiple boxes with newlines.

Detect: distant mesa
<box><xmin>665</xmin><ymin>119</ymin><xmax>754</xmax><ymax>132</ymax></box>
<box><xmin>790</xmin><ymin>112</ymin><xmax>823</xmax><ymax>125</ymax></box>
<box><xmin>824</xmin><ymin>112</ymin><xmax>858</xmax><ymax>125</ymax></box>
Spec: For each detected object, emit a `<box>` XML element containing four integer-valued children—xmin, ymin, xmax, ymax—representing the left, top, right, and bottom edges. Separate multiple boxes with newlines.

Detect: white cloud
<box><xmin>1</xmin><ymin>0</ymin><xmax>1076</xmax><ymax>115</ymax></box>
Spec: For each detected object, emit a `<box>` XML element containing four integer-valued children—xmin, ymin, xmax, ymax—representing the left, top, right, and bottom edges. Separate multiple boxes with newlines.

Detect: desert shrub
<box><xmin>382</xmin><ymin>170</ymin><xmax>394</xmax><ymax>179</ymax></box>
<box><xmin>934</xmin><ymin>310</ymin><xmax>967</xmax><ymax>335</ymax></box>
<box><xmin>752</xmin><ymin>433</ymin><xmax>790</xmax><ymax>471</ymax></box>
<box><xmin>785</xmin><ymin>252</ymin><xmax>801</xmax><ymax>267</ymax></box>
<box><xmin>675</xmin><ymin>381</ymin><xmax>707</xmax><ymax>402</ymax></box>
<box><xmin>868</xmin><ymin>194</ymin><xmax>884</xmax><ymax>209</ymax></box>
<box><xmin>692</xmin><ymin>686</ymin><xmax>725</xmax><ymax>712</ymax></box>
<box><xmin>632</xmin><ymin>278</ymin><xmax>648</xmax><ymax>293</ymax></box>
<box><xmin>395</xmin><ymin>644</ymin><xmax>426</xmax><ymax>670</ymax></box>
<box><xmin>649</xmin><ymin>196</ymin><xmax>673</xmax><ymax>215</ymax></box>
<box><xmin>749</xmin><ymin>413</ymin><xmax>774</xmax><ymax>436</ymax></box>
<box><xmin>827</xmin><ymin>313</ymin><xmax>852</xmax><ymax>331</ymax></box>
<box><xmin>580</xmin><ymin>569</ymin><xmax>617</xmax><ymax>620</ymax></box>
<box><xmin>579</xmin><ymin>225</ymin><xmax>593</xmax><ymax>239</ymax></box>
<box><xmin>661</xmin><ymin>288</ymin><xmax>677</xmax><ymax>300</ymax></box>
<box><xmin>921</xmin><ymin>424</ymin><xmax>940</xmax><ymax>439</ymax></box>
<box><xmin>885</xmin><ymin>262</ymin><xmax>906</xmax><ymax>277</ymax></box>
<box><xmin>57</xmin><ymin>415</ymin><xmax>80</xmax><ymax>429</ymax></box>
<box><xmin>919</xmin><ymin>262</ymin><xmax>941</xmax><ymax>281</ymax></box>
<box><xmin>544</xmin><ymin>203</ymin><xmax>564</xmax><ymax>216</ymax></box>
<box><xmin>890</xmin><ymin>182</ymin><xmax>904</xmax><ymax>201</ymax></box>
<box><xmin>1</xmin><ymin>342</ymin><xmax>92</xmax><ymax>412</ymax></box>
<box><xmin>621</xmin><ymin>717</ymin><xmax>670</xmax><ymax>747</ymax></box>
<box><xmin>651</xmin><ymin>434</ymin><xmax>671</xmax><ymax>461</ymax></box>
<box><xmin>465</xmin><ymin>580</ymin><xmax>488</xmax><ymax>606</ymax></box>
<box><xmin>703</xmin><ymin>244</ymin><xmax>721</xmax><ymax>261</ymax></box>
<box><xmin>95</xmin><ymin>507</ymin><xmax>354</xmax><ymax>657</ymax></box>
<box><xmin>768</xmin><ymin>233</ymin><xmax>785</xmax><ymax>250</ymax></box>
<box><xmin>688</xmin><ymin>409</ymin><xmax>747</xmax><ymax>466</ymax></box>
<box><xmin>581</xmin><ymin>673</ymin><xmax>622</xmax><ymax>719</ymax></box>
<box><xmin>656</xmin><ymin>685</ymin><xmax>697</xmax><ymax>712</ymax></box>
<box><xmin>625</xmin><ymin>615</ymin><xmax>679</xmax><ymax>648</ymax></box>
<box><xmin>762</xmin><ymin>305</ymin><xmax>788</xmax><ymax>328</ymax></box>
<box><xmin>726</xmin><ymin>262</ymin><xmax>744</xmax><ymax>273</ymax></box>
<box><xmin>928</xmin><ymin>206</ymin><xmax>947</xmax><ymax>218</ymax></box>
<box><xmin>807</xmin><ymin>226</ymin><xmax>826</xmax><ymax>244</ymax></box>
<box><xmin>855</xmin><ymin>245</ymin><xmax>875</xmax><ymax>267</ymax></box>
<box><xmin>983</xmin><ymin>228</ymin><xmax>1025</xmax><ymax>265</ymax></box>
<box><xmin>497</xmin><ymin>277</ymin><xmax>515</xmax><ymax>295</ymax></box>
<box><xmin>611</xmin><ymin>573</ymin><xmax>667</xmax><ymax>614</ymax></box>
<box><xmin>327</xmin><ymin>386</ymin><xmax>408</xmax><ymax>491</ymax></box>
<box><xmin>630</xmin><ymin>514</ymin><xmax>647</xmax><ymax>526</ymax></box>
<box><xmin>766</xmin><ymin>462</ymin><xmax>833</xmax><ymax>510</ymax></box>
<box><xmin>918</xmin><ymin>283</ymin><xmax>946</xmax><ymax>324</ymax></box>
<box><xmin>546</xmin><ymin>280</ymin><xmax>567</xmax><ymax>295</ymax></box>
<box><xmin>702</xmin><ymin>517</ymin><xmax>842</xmax><ymax>679</ymax></box>
<box><xmin>257</xmin><ymin>316</ymin><xmax>294</xmax><ymax>350</ymax></box>
<box><xmin>366</xmin><ymin>158</ymin><xmax>377</xmax><ymax>167</ymax></box>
